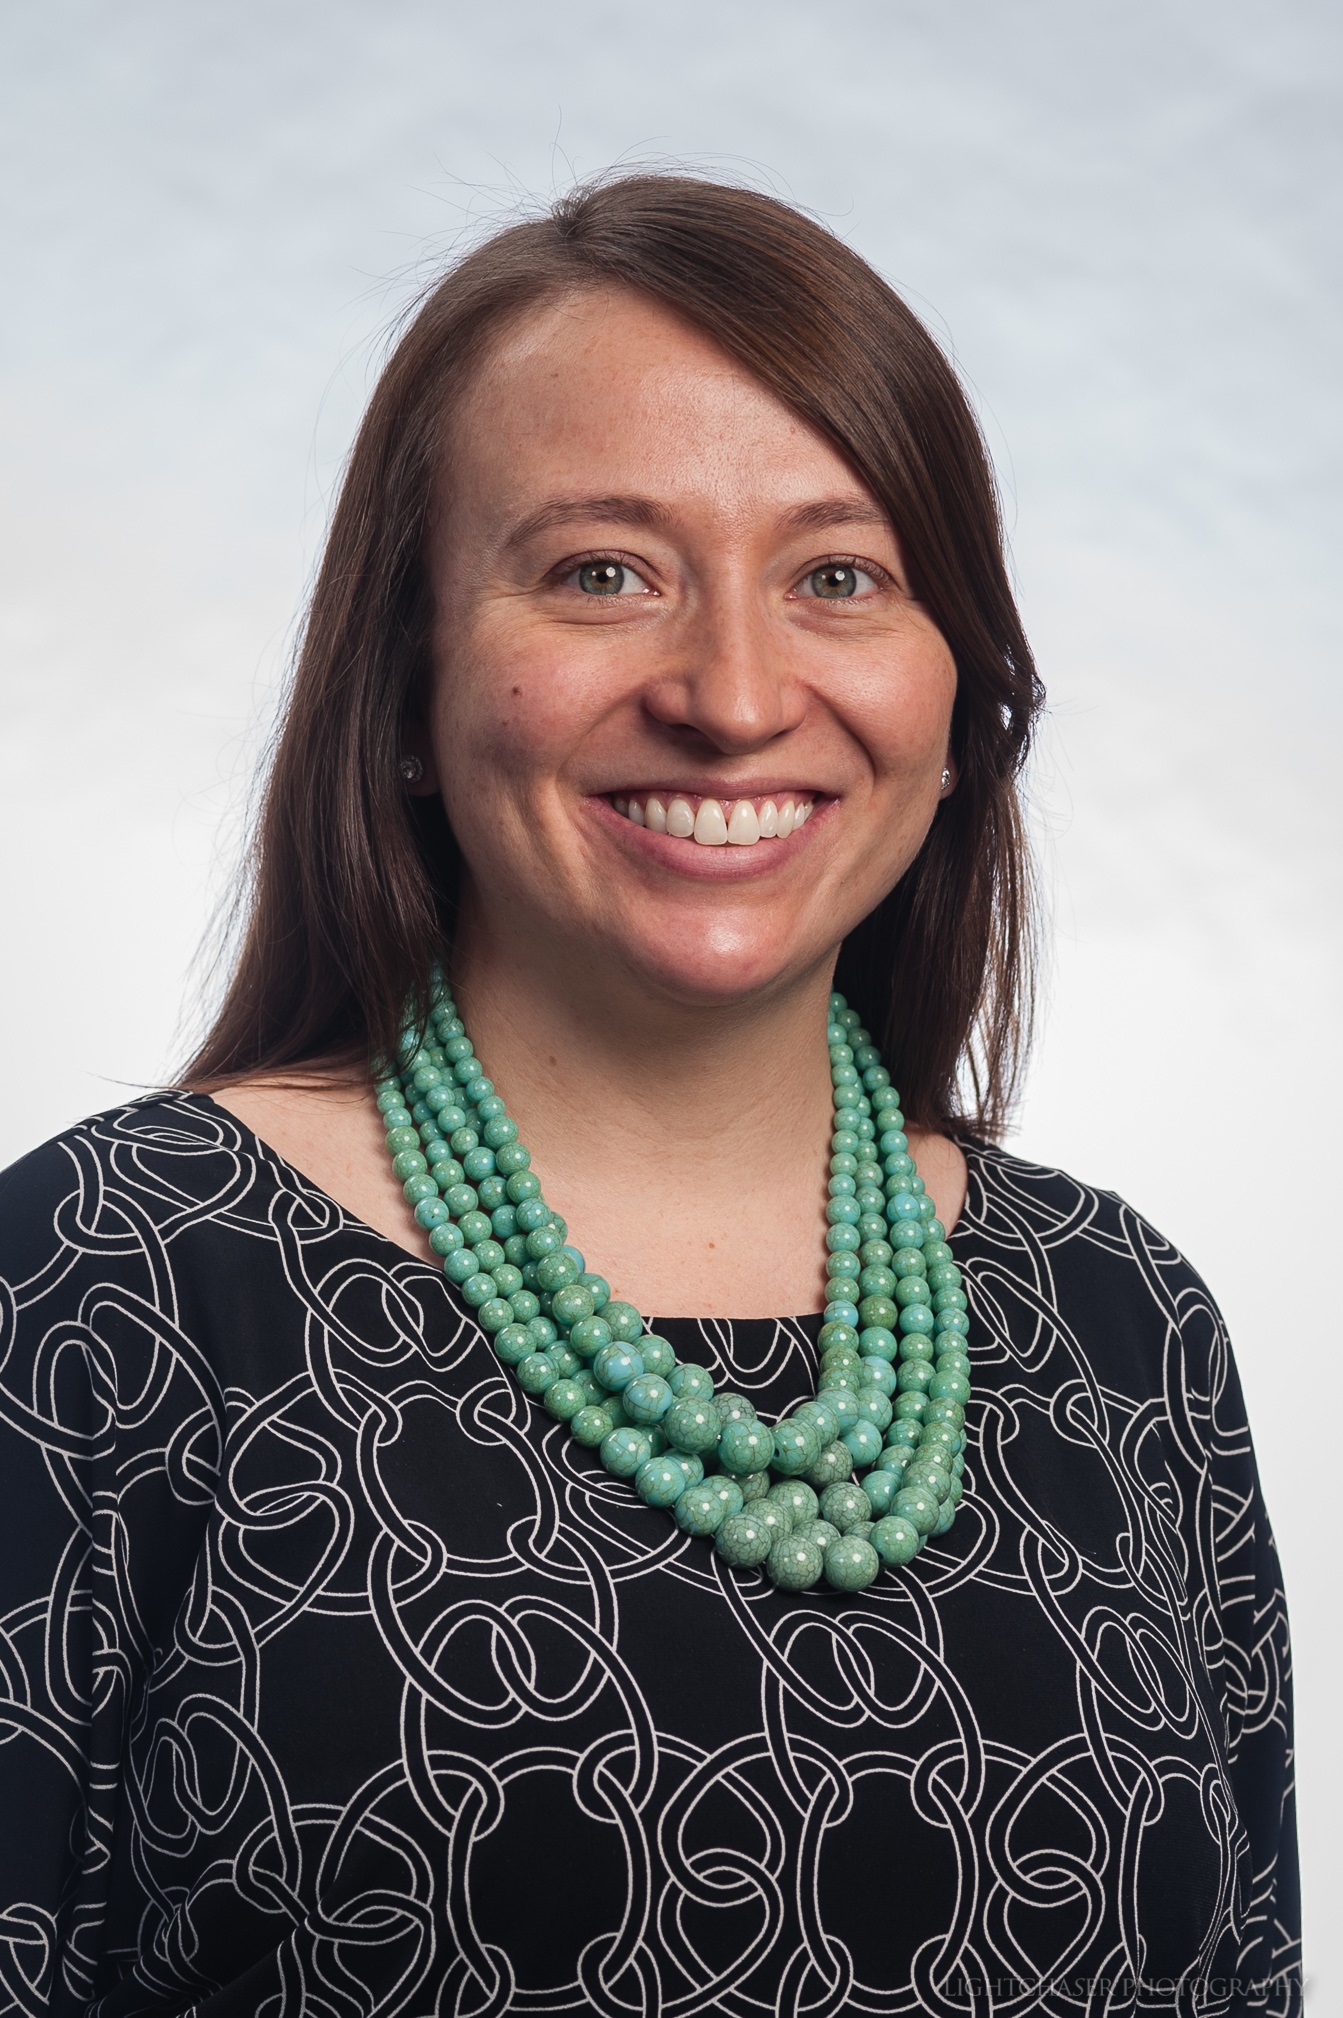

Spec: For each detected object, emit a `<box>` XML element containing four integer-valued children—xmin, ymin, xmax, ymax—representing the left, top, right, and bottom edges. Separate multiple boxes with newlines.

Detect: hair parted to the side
<box><xmin>187</xmin><ymin>172</ymin><xmax>1044</xmax><ymax>1136</ymax></box>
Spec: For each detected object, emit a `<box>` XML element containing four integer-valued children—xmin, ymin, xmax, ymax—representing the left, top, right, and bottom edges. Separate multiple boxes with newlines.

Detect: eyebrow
<box><xmin>500</xmin><ymin>492</ymin><xmax>892</xmax><ymax>550</ymax></box>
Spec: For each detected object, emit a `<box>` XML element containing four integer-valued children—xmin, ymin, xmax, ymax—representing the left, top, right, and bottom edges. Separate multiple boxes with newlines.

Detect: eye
<box><xmin>795</xmin><ymin>561</ymin><xmax>881</xmax><ymax>600</ymax></box>
<box><xmin>570</xmin><ymin>559</ymin><xmax>651</xmax><ymax>597</ymax></box>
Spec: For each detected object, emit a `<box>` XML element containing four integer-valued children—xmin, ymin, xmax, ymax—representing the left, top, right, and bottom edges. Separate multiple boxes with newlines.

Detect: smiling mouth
<box><xmin>609</xmin><ymin>791</ymin><xmax>817</xmax><ymax>848</ymax></box>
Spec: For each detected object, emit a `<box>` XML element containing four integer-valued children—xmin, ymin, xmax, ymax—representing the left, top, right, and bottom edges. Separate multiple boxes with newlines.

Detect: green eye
<box><xmin>808</xmin><ymin>564</ymin><xmax>860</xmax><ymax>599</ymax></box>
<box><xmin>578</xmin><ymin>561</ymin><xmax>627</xmax><ymax>596</ymax></box>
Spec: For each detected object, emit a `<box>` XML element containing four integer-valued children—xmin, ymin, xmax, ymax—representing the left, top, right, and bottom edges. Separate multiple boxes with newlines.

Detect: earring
<box><xmin>399</xmin><ymin>755</ymin><xmax>424</xmax><ymax>785</ymax></box>
<box><xmin>940</xmin><ymin>767</ymin><xmax>952</xmax><ymax>792</ymax></box>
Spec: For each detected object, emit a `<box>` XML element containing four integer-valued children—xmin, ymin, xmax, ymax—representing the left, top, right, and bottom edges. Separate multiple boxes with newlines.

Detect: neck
<box><xmin>449</xmin><ymin>907</ymin><xmax>839</xmax><ymax>1317</ymax></box>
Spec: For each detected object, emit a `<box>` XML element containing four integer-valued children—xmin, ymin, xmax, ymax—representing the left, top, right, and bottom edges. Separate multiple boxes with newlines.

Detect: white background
<box><xmin>2</xmin><ymin>0</ymin><xmax>1338</xmax><ymax>1998</ymax></box>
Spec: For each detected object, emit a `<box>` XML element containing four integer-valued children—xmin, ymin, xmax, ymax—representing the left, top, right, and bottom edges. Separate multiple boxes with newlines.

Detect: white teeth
<box><xmin>693</xmin><ymin>798</ymin><xmax>729</xmax><ymax>845</ymax></box>
<box><xmin>615</xmin><ymin>791</ymin><xmax>814</xmax><ymax>844</ymax></box>
<box><xmin>727</xmin><ymin>798</ymin><xmax>760</xmax><ymax>845</ymax></box>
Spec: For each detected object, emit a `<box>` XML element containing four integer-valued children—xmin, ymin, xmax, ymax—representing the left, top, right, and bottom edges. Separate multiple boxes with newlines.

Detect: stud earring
<box><xmin>940</xmin><ymin>767</ymin><xmax>952</xmax><ymax>792</ymax></box>
<box><xmin>399</xmin><ymin>755</ymin><xmax>424</xmax><ymax>785</ymax></box>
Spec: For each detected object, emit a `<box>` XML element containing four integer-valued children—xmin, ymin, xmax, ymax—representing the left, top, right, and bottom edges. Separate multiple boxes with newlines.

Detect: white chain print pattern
<box><xmin>0</xmin><ymin>1096</ymin><xmax>1299</xmax><ymax>2016</ymax></box>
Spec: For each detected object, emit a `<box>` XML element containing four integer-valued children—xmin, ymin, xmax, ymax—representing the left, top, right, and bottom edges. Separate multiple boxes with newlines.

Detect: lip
<box><xmin>588</xmin><ymin>790</ymin><xmax>831</xmax><ymax>879</ymax></box>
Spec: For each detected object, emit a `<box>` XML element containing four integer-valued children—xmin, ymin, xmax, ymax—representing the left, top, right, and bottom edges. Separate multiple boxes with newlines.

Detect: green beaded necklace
<box><xmin>376</xmin><ymin>982</ymin><xmax>970</xmax><ymax>1593</ymax></box>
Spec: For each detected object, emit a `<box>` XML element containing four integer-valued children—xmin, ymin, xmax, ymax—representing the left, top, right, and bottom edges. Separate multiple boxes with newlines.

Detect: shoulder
<box><xmin>954</xmin><ymin>1135</ymin><xmax>1234</xmax><ymax>1398</ymax></box>
<box><xmin>0</xmin><ymin>1091</ymin><xmax>323</xmax><ymax>1284</ymax></box>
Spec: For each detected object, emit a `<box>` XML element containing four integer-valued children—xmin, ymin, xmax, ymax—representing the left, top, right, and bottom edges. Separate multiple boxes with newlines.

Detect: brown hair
<box><xmin>188</xmin><ymin>173</ymin><xmax>1043</xmax><ymax>1135</ymax></box>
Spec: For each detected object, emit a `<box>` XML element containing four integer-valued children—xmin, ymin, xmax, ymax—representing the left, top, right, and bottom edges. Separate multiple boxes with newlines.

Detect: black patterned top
<box><xmin>0</xmin><ymin>1094</ymin><xmax>1300</xmax><ymax>2017</ymax></box>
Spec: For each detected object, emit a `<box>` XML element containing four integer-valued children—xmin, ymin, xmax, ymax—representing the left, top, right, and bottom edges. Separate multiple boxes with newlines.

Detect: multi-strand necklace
<box><xmin>376</xmin><ymin>982</ymin><xmax>970</xmax><ymax>1592</ymax></box>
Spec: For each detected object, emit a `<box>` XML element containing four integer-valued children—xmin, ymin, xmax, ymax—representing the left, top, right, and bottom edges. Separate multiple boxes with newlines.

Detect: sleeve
<box><xmin>0</xmin><ymin>1128</ymin><xmax>217</xmax><ymax>2015</ymax></box>
<box><xmin>1180</xmin><ymin>1278</ymin><xmax>1302</xmax><ymax>2016</ymax></box>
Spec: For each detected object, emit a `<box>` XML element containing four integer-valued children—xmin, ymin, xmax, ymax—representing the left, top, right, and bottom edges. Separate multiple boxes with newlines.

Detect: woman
<box><xmin>0</xmin><ymin>176</ymin><xmax>1299</xmax><ymax>2015</ymax></box>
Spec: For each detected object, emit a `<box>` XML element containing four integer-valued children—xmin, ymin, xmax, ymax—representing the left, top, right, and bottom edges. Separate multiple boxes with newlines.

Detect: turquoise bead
<box><xmin>459</xmin><ymin>1211</ymin><xmax>493</xmax><ymax>1246</ymax></box>
<box><xmin>824</xmin><ymin>1536</ymin><xmax>880</xmax><ymax>1592</ymax></box>
<box><xmin>824</xmin><ymin>1301</ymin><xmax>861</xmax><ymax>1329</ymax></box>
<box><xmin>638</xmin><ymin>1335</ymin><xmax>676</xmax><ymax>1378</ymax></box>
<box><xmin>384</xmin><ymin>1125</ymin><xmax>421</xmax><ymax>1153</ymax></box>
<box><xmin>493</xmin><ymin>1324</ymin><xmax>533</xmax><ymax>1366</ymax></box>
<box><xmin>414</xmin><ymin>1197</ymin><xmax>450</xmax><ymax>1230</ymax></box>
<box><xmin>714</xmin><ymin>1392</ymin><xmax>757</xmax><ymax>1426</ymax></box>
<box><xmin>825</xmin><ymin>1225</ymin><xmax>861</xmax><ymax>1254</ymax></box>
<box><xmin>592</xmin><ymin>1344</ymin><xmax>644</xmax><ymax>1391</ymax></box>
<box><xmin>935</xmin><ymin>1310</ymin><xmax>970</xmax><ymax>1337</ymax></box>
<box><xmin>932</xmin><ymin>1286</ymin><xmax>968</xmax><ymax>1313</ymax></box>
<box><xmin>841</xmin><ymin>1422</ymin><xmax>883</xmax><ymax>1468</ymax></box>
<box><xmin>517</xmin><ymin>1353</ymin><xmax>557</xmax><ymax>1395</ymax></box>
<box><xmin>483</xmin><ymin>1116</ymin><xmax>518</xmax><ymax>1148</ymax></box>
<box><xmin>805</xmin><ymin>1440</ymin><xmax>853</xmax><ymax>1490</ymax></box>
<box><xmin>930</xmin><ymin>1371</ymin><xmax>971</xmax><ymax>1404</ymax></box>
<box><xmin>429</xmin><ymin>1220</ymin><xmax>466</xmax><ymax>1255</ymax></box>
<box><xmin>509</xmin><ymin>1290</ymin><xmax>541</xmax><ymax>1324</ymax></box>
<box><xmin>770</xmin><ymin>1419</ymin><xmax>819</xmax><ymax>1476</ymax></box>
<box><xmin>819</xmin><ymin>1482</ymin><xmax>872</xmax><ymax>1533</ymax></box>
<box><xmin>767</xmin><ymin>1479</ymin><xmax>817</xmax><ymax>1526</ymax></box>
<box><xmin>462</xmin><ymin>1147</ymin><xmax>496</xmax><ymax>1181</ymax></box>
<box><xmin>859</xmin><ymin>1265</ymin><xmax>897</xmax><ymax>1297</ymax></box>
<box><xmin>856</xmin><ymin>1388</ymin><xmax>893</xmax><ymax>1432</ymax></box>
<box><xmin>826</xmin><ymin>1197</ymin><xmax>861</xmax><ymax>1227</ymax></box>
<box><xmin>664</xmin><ymin>1398</ymin><xmax>721</xmax><ymax>1456</ymax></box>
<box><xmin>461</xmin><ymin>1272</ymin><xmax>498</xmax><ymax>1308</ymax></box>
<box><xmin>443</xmin><ymin>1250</ymin><xmax>479</xmax><ymax>1285</ymax></box>
<box><xmin>551</xmin><ymin>1284</ymin><xmax>595</xmax><ymax>1327</ymax></box>
<box><xmin>894</xmin><ymin>1391</ymin><xmax>928</xmax><ymax>1421</ymax></box>
<box><xmin>719</xmin><ymin>1419</ymin><xmax>775</xmax><ymax>1475</ymax></box>
<box><xmin>806</xmin><ymin>1519</ymin><xmax>841</xmax><ymax>1552</ymax></box>
<box><xmin>892</xmin><ymin>1486</ymin><xmax>939</xmax><ymax>1535</ymax></box>
<box><xmin>858</xmin><ymin>1327</ymin><xmax>898</xmax><ymax>1363</ymax></box>
<box><xmin>477</xmin><ymin>1298</ymin><xmax>516</xmax><ymax>1333</ymax></box>
<box><xmin>898</xmin><ymin>1335</ymin><xmax>934</xmax><ymax>1363</ymax></box>
<box><xmin>492</xmin><ymin>1264</ymin><xmax>524</xmax><ymax>1297</ymax></box>
<box><xmin>792</xmin><ymin>1400</ymin><xmax>839</xmax><ymax>1446</ymax></box>
<box><xmin>535</xmin><ymin>1252</ymin><xmax>578</xmax><ymax>1293</ymax></box>
<box><xmin>622</xmin><ymin>1374</ymin><xmax>674</xmax><ymax>1425</ymax></box>
<box><xmin>739</xmin><ymin>1470</ymin><xmax>772</xmax><ymax>1503</ymax></box>
<box><xmin>667</xmin><ymin>1363</ymin><xmax>715</xmax><ymax>1401</ymax></box>
<box><xmin>766</xmin><ymin>1534</ymin><xmax>824</xmax><ymax>1591</ymax></box>
<box><xmin>894</xmin><ymin>1277</ymin><xmax>931</xmax><ymax>1309</ymax></box>
<box><xmin>672</xmin><ymin>1454</ymin><xmax>705</xmax><ymax>1488</ymax></box>
<box><xmin>817</xmin><ymin>1320</ymin><xmax>860</xmax><ymax>1353</ymax></box>
<box><xmin>526</xmin><ymin>1225</ymin><xmax>562</xmax><ymax>1259</ymax></box>
<box><xmin>569</xmin><ymin>1316</ymin><xmax>612</xmax><ymax>1359</ymax></box>
<box><xmin>579</xmin><ymin>1273</ymin><xmax>611</xmax><ymax>1310</ymax></box>
<box><xmin>527</xmin><ymin>1316</ymin><xmax>558</xmax><ymax>1346</ymax></box>
<box><xmin>862</xmin><ymin>1468</ymin><xmax>900</xmax><ymax>1515</ymax></box>
<box><xmin>860</xmin><ymin>1357</ymin><xmax>897</xmax><ymax>1397</ymax></box>
<box><xmin>896</xmin><ymin>1360</ymin><xmax>934</xmax><ymax>1393</ymax></box>
<box><xmin>905</xmin><ymin>1459</ymin><xmax>951</xmax><ymax>1500</ymax></box>
<box><xmin>899</xmin><ymin>1304</ymin><xmax>936</xmax><ymax>1336</ymax></box>
<box><xmin>636</xmin><ymin>1456</ymin><xmax>688</xmax><ymax>1508</ymax></box>
<box><xmin>391</xmin><ymin>1149</ymin><xmax>428</xmax><ymax>1181</ymax></box>
<box><xmin>604</xmin><ymin>1302</ymin><xmax>646</xmax><ymax>1346</ymax></box>
<box><xmin>506</xmin><ymin>1170</ymin><xmax>541</xmax><ymax>1202</ymax></box>
<box><xmin>675</xmin><ymin>1481</ymin><xmax>732</xmax><ymax>1536</ymax></box>
<box><xmin>715</xmin><ymin>1511</ymin><xmax>775</xmax><ymax>1566</ymax></box>
<box><xmin>402</xmin><ymin>1175</ymin><xmax>438</xmax><ymax>1204</ymax></box>
<box><xmin>515</xmin><ymin>1198</ymin><xmax>551</xmax><ymax>1233</ymax></box>
<box><xmin>817</xmin><ymin>1386</ymin><xmax>859</xmax><ymax>1432</ymax></box>
<box><xmin>494</xmin><ymin>1143</ymin><xmax>530</xmax><ymax>1175</ymax></box>
<box><xmin>600</xmin><ymin>1427</ymin><xmax>654</xmax><ymax>1477</ymax></box>
<box><xmin>870</xmin><ymin>1515</ymin><xmax>922</xmax><ymax>1566</ymax></box>
<box><xmin>544</xmin><ymin>1378</ymin><xmax>587</xmax><ymax>1421</ymax></box>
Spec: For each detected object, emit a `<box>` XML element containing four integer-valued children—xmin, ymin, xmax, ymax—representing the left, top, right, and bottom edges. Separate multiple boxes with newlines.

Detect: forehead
<box><xmin>447</xmin><ymin>285</ymin><xmax>877</xmax><ymax>523</ymax></box>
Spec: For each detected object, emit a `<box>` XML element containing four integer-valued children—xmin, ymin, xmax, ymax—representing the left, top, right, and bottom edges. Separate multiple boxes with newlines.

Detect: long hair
<box><xmin>187</xmin><ymin>173</ymin><xmax>1043</xmax><ymax>1135</ymax></box>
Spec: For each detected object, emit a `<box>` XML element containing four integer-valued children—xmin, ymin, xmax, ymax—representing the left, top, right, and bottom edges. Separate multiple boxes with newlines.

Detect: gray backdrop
<box><xmin>2</xmin><ymin>0</ymin><xmax>1337</xmax><ymax>1998</ymax></box>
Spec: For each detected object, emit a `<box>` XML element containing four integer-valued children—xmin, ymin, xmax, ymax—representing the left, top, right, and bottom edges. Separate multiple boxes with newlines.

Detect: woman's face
<box><xmin>423</xmin><ymin>286</ymin><xmax>957</xmax><ymax>1009</ymax></box>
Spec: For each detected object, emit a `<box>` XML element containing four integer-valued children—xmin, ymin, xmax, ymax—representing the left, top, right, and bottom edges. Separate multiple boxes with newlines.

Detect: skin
<box><xmin>212</xmin><ymin>286</ymin><xmax>967</xmax><ymax>1316</ymax></box>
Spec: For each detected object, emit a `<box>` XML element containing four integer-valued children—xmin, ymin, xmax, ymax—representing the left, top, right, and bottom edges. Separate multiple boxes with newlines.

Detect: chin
<box><xmin>610</xmin><ymin>921</ymin><xmax>820</xmax><ymax>1008</ymax></box>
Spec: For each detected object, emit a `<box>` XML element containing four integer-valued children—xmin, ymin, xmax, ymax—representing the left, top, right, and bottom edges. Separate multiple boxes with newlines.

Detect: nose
<box><xmin>640</xmin><ymin>594</ymin><xmax>807</xmax><ymax>756</ymax></box>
